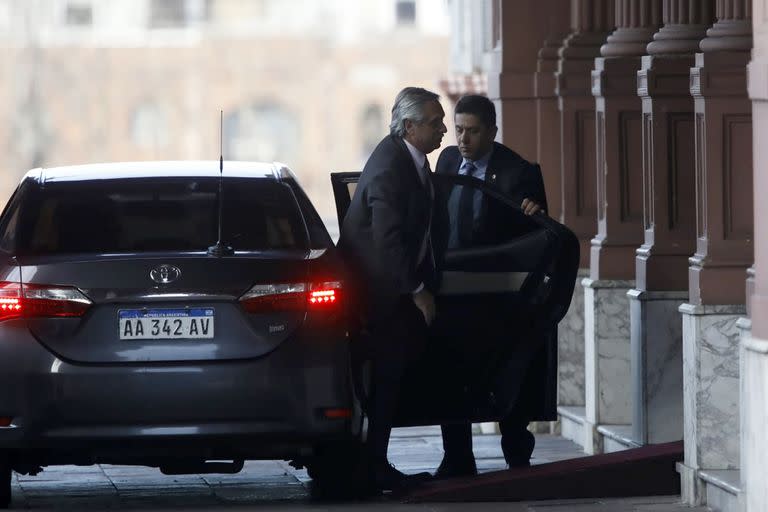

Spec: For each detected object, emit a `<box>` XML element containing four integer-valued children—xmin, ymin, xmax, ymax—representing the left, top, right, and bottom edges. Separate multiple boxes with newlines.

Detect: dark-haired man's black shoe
<box><xmin>371</xmin><ymin>460</ymin><xmax>432</xmax><ymax>491</ymax></box>
<box><xmin>506</xmin><ymin>457</ymin><xmax>532</xmax><ymax>469</ymax></box>
<box><xmin>434</xmin><ymin>455</ymin><xmax>478</xmax><ymax>479</ymax></box>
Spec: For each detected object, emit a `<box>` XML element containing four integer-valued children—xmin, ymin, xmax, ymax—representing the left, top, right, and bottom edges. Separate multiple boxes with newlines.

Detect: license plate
<box><xmin>118</xmin><ymin>308</ymin><xmax>215</xmax><ymax>340</ymax></box>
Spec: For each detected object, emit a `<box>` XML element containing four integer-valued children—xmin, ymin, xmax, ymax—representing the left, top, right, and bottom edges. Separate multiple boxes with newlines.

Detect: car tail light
<box><xmin>319</xmin><ymin>407</ymin><xmax>352</xmax><ymax>419</ymax></box>
<box><xmin>239</xmin><ymin>281</ymin><xmax>342</xmax><ymax>313</ymax></box>
<box><xmin>0</xmin><ymin>281</ymin><xmax>92</xmax><ymax>322</ymax></box>
<box><xmin>308</xmin><ymin>281</ymin><xmax>342</xmax><ymax>307</ymax></box>
<box><xmin>239</xmin><ymin>283</ymin><xmax>307</xmax><ymax>313</ymax></box>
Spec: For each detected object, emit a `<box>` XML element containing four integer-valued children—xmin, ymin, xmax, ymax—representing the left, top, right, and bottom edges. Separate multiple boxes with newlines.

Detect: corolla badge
<box><xmin>150</xmin><ymin>264</ymin><xmax>181</xmax><ymax>284</ymax></box>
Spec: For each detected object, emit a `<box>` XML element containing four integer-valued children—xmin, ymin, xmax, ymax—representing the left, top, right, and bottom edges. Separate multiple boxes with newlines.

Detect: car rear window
<box><xmin>4</xmin><ymin>177</ymin><xmax>310</xmax><ymax>255</ymax></box>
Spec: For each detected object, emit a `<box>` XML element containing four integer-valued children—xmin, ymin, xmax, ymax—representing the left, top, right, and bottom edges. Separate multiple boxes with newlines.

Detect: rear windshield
<box><xmin>2</xmin><ymin>177</ymin><xmax>310</xmax><ymax>255</ymax></box>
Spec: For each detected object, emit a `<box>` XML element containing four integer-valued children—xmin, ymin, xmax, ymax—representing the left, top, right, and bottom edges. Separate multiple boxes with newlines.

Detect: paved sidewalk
<box><xmin>8</xmin><ymin>427</ymin><xmax>708</xmax><ymax>511</ymax></box>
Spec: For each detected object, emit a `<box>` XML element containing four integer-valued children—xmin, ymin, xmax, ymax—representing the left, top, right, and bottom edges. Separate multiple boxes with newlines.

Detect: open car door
<box><xmin>330</xmin><ymin>172</ymin><xmax>360</xmax><ymax>229</ymax></box>
<box><xmin>329</xmin><ymin>171</ymin><xmax>579</xmax><ymax>427</ymax></box>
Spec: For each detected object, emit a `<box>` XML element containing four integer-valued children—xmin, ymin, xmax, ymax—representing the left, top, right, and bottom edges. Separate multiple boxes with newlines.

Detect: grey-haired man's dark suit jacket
<box><xmin>338</xmin><ymin>134</ymin><xmax>438</xmax><ymax>324</ymax></box>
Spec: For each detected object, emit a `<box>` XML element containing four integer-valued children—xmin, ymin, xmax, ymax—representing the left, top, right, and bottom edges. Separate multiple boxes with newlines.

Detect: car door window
<box><xmin>432</xmin><ymin>175</ymin><xmax>549</xmax><ymax>297</ymax></box>
<box><xmin>329</xmin><ymin>172</ymin><xmax>360</xmax><ymax>230</ymax></box>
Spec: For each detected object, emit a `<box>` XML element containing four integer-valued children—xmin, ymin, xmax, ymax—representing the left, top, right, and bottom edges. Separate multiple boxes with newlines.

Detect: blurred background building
<box><xmin>0</xmin><ymin>0</ymin><xmax>451</xmax><ymax>234</ymax></box>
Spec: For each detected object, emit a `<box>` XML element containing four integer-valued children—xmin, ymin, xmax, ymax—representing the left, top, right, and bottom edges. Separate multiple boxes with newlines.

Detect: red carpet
<box><xmin>404</xmin><ymin>440</ymin><xmax>683</xmax><ymax>503</ymax></box>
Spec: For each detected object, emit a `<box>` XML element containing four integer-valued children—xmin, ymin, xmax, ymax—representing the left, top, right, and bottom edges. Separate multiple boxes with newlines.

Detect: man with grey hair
<box><xmin>338</xmin><ymin>86</ymin><xmax>446</xmax><ymax>491</ymax></box>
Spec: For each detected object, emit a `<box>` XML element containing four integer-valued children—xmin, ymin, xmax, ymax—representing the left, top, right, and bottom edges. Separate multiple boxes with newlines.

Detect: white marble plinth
<box><xmin>558</xmin><ymin>405</ymin><xmax>586</xmax><ymax>445</ymax></box>
<box><xmin>741</xmin><ymin>327</ymin><xmax>768</xmax><ymax>512</ymax></box>
<box><xmin>678</xmin><ymin>461</ymin><xmax>704</xmax><ymax>506</ymax></box>
<box><xmin>558</xmin><ymin>269</ymin><xmax>588</xmax><ymax>407</ymax></box>
<box><xmin>629</xmin><ymin>289</ymin><xmax>688</xmax><ymax>445</ymax></box>
<box><xmin>700</xmin><ymin>469</ymin><xmax>741</xmax><ymax>512</ymax></box>
<box><xmin>583</xmin><ymin>278</ymin><xmax>634</xmax><ymax>455</ymax></box>
<box><xmin>680</xmin><ymin>303</ymin><xmax>744</xmax><ymax>506</ymax></box>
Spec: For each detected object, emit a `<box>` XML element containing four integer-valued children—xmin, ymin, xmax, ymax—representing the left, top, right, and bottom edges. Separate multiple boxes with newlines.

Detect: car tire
<box><xmin>307</xmin><ymin>441</ymin><xmax>369</xmax><ymax>498</ymax></box>
<box><xmin>0</xmin><ymin>459</ymin><xmax>11</xmax><ymax>509</ymax></box>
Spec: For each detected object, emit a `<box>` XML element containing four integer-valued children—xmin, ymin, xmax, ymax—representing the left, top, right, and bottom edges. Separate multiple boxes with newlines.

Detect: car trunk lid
<box><xmin>17</xmin><ymin>253</ymin><xmax>317</xmax><ymax>363</ymax></box>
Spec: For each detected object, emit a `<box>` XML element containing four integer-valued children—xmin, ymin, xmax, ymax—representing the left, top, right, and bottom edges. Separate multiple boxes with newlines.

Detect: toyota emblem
<box><xmin>150</xmin><ymin>264</ymin><xmax>181</xmax><ymax>284</ymax></box>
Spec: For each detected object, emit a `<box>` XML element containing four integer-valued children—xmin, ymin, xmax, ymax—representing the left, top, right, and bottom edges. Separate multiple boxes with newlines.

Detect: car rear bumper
<box><xmin>0</xmin><ymin>425</ymin><xmax>357</xmax><ymax>466</ymax></box>
<box><xmin>0</xmin><ymin>321</ymin><xmax>360</xmax><ymax>463</ymax></box>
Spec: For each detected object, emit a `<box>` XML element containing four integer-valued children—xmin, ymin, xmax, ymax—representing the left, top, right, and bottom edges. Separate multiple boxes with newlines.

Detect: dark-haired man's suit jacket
<box><xmin>435</xmin><ymin>142</ymin><xmax>556</xmax><ymax>421</ymax></box>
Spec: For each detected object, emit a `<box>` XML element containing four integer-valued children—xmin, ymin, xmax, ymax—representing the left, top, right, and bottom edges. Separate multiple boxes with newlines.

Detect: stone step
<box><xmin>699</xmin><ymin>469</ymin><xmax>740</xmax><ymax>512</ymax></box>
<box><xmin>558</xmin><ymin>405</ymin><xmax>586</xmax><ymax>448</ymax></box>
<box><xmin>597</xmin><ymin>424</ymin><xmax>640</xmax><ymax>453</ymax></box>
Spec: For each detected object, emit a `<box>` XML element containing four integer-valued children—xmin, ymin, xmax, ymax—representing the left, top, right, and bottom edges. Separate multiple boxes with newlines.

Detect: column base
<box><xmin>558</xmin><ymin>269</ymin><xmax>588</xmax><ymax>407</ymax></box>
<box><xmin>741</xmin><ymin>326</ymin><xmax>768</xmax><ymax>512</ymax></box>
<box><xmin>583</xmin><ymin>420</ymin><xmax>603</xmax><ymax>455</ymax></box>
<box><xmin>583</xmin><ymin>278</ymin><xmax>634</xmax><ymax>454</ymax></box>
<box><xmin>680</xmin><ymin>303</ymin><xmax>745</xmax><ymax>507</ymax></box>
<box><xmin>678</xmin><ymin>461</ymin><xmax>742</xmax><ymax>511</ymax></box>
<box><xmin>678</xmin><ymin>461</ymin><xmax>704</xmax><ymax>506</ymax></box>
<box><xmin>629</xmin><ymin>289</ymin><xmax>688</xmax><ymax>445</ymax></box>
<box><xmin>557</xmin><ymin>405</ymin><xmax>585</xmax><ymax>447</ymax></box>
<box><xmin>555</xmin><ymin>270</ymin><xmax>588</xmax><ymax>450</ymax></box>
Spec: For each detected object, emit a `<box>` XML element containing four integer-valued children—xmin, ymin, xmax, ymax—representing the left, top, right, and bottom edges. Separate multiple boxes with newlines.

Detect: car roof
<box><xmin>23</xmin><ymin>161</ymin><xmax>296</xmax><ymax>184</ymax></box>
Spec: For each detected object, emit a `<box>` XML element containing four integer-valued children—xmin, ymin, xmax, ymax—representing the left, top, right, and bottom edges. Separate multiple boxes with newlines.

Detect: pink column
<box><xmin>670</xmin><ymin>5</ymin><xmax>746</xmax><ymax>506</ymax></box>
<box><xmin>557</xmin><ymin>0</ymin><xmax>616</xmax><ymax>263</ymax></box>
<box><xmin>688</xmin><ymin>0</ymin><xmax>753</xmax><ymax>305</ymax></box>
<box><xmin>749</xmin><ymin>3</ymin><xmax>768</xmax><ymax>341</ymax></box>
<box><xmin>535</xmin><ymin>0</ymin><xmax>571</xmax><ymax>221</ymax></box>
<box><xmin>488</xmin><ymin>1</ymin><xmax>551</xmax><ymax>161</ymax></box>
<box><xmin>743</xmin><ymin>1</ymin><xmax>768</xmax><ymax>510</ymax></box>
<box><xmin>591</xmin><ymin>0</ymin><xmax>663</xmax><ymax>280</ymax></box>
<box><xmin>535</xmin><ymin>1</ymin><xmax>587</xmax><ymax>423</ymax></box>
<box><xmin>635</xmin><ymin>0</ymin><xmax>715</xmax><ymax>291</ymax></box>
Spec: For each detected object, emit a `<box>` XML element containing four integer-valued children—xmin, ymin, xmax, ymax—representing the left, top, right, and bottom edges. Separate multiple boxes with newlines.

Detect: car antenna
<box><xmin>207</xmin><ymin>110</ymin><xmax>234</xmax><ymax>257</ymax></box>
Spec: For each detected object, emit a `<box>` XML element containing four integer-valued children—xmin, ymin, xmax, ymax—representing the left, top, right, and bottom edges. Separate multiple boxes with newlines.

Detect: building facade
<box><xmin>0</xmin><ymin>0</ymin><xmax>451</xmax><ymax>230</ymax></box>
<box><xmin>448</xmin><ymin>1</ymin><xmax>763</xmax><ymax>511</ymax></box>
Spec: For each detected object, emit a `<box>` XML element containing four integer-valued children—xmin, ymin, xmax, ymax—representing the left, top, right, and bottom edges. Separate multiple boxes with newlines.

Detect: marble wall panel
<box><xmin>630</xmin><ymin>290</ymin><xmax>688</xmax><ymax>444</ymax></box>
<box><xmin>741</xmin><ymin>331</ymin><xmax>768</xmax><ymax>512</ymax></box>
<box><xmin>584</xmin><ymin>278</ymin><xmax>634</xmax><ymax>427</ymax></box>
<box><xmin>558</xmin><ymin>269</ymin><xmax>588</xmax><ymax>406</ymax></box>
<box><xmin>681</xmin><ymin>304</ymin><xmax>744</xmax><ymax>472</ymax></box>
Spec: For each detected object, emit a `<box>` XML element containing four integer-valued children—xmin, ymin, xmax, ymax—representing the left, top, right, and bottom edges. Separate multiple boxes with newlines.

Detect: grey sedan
<box><xmin>0</xmin><ymin>162</ymin><xmax>362</xmax><ymax>507</ymax></box>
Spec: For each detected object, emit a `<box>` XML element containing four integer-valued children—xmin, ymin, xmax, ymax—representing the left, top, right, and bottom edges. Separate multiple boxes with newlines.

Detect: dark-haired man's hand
<box><xmin>521</xmin><ymin>198</ymin><xmax>544</xmax><ymax>216</ymax></box>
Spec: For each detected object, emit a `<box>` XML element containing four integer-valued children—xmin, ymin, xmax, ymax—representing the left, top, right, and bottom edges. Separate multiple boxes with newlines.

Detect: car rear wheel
<box><xmin>0</xmin><ymin>458</ymin><xmax>10</xmax><ymax>509</ymax></box>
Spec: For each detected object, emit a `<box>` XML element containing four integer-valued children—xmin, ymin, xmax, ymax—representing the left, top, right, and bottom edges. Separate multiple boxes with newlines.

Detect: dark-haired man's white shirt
<box><xmin>448</xmin><ymin>149</ymin><xmax>493</xmax><ymax>247</ymax></box>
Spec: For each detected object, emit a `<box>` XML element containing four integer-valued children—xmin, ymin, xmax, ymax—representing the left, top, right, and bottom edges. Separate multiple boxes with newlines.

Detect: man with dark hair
<box><xmin>338</xmin><ymin>86</ymin><xmax>447</xmax><ymax>491</ymax></box>
<box><xmin>434</xmin><ymin>94</ymin><xmax>548</xmax><ymax>478</ymax></box>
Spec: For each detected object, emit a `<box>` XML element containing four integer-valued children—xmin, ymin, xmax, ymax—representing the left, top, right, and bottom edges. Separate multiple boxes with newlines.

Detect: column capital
<box><xmin>560</xmin><ymin>31</ymin><xmax>614</xmax><ymax>61</ymax></box>
<box><xmin>699</xmin><ymin>0</ymin><xmax>752</xmax><ymax>53</ymax></box>
<box><xmin>690</xmin><ymin>51</ymin><xmax>750</xmax><ymax>99</ymax></box>
<box><xmin>536</xmin><ymin>33</ymin><xmax>569</xmax><ymax>98</ymax></box>
<box><xmin>592</xmin><ymin>56</ymin><xmax>644</xmax><ymax>97</ymax></box>
<box><xmin>539</xmin><ymin>33</ymin><xmax>570</xmax><ymax>63</ymax></box>
<box><xmin>601</xmin><ymin>0</ymin><xmax>663</xmax><ymax>57</ymax></box>
<box><xmin>602</xmin><ymin>27</ymin><xmax>660</xmax><ymax>56</ymax></box>
<box><xmin>645</xmin><ymin>0</ymin><xmax>716</xmax><ymax>55</ymax></box>
<box><xmin>646</xmin><ymin>23</ymin><xmax>713</xmax><ymax>55</ymax></box>
<box><xmin>637</xmin><ymin>54</ymin><xmax>695</xmax><ymax>99</ymax></box>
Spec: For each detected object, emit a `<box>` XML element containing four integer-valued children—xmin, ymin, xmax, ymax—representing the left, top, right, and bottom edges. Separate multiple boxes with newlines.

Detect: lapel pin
<box><xmin>491</xmin><ymin>174</ymin><xmax>497</xmax><ymax>182</ymax></box>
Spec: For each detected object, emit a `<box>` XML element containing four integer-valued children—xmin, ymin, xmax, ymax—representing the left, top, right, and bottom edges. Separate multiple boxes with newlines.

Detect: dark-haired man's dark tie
<box><xmin>457</xmin><ymin>162</ymin><xmax>478</xmax><ymax>245</ymax></box>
